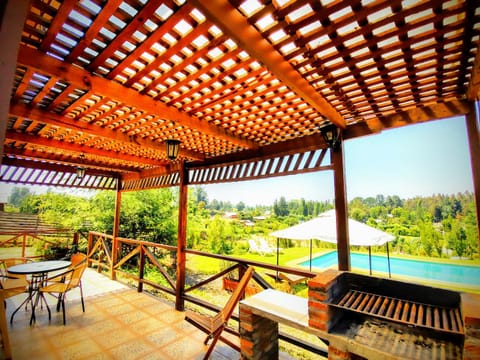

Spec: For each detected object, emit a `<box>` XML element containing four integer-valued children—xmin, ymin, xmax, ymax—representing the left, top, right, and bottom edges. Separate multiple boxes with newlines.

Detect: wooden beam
<box><xmin>188</xmin><ymin>100</ymin><xmax>471</xmax><ymax>168</ymax></box>
<box><xmin>0</xmin><ymin>0</ymin><xmax>30</xmax><ymax>163</ymax></box>
<box><xmin>191</xmin><ymin>133</ymin><xmax>329</xmax><ymax>167</ymax></box>
<box><xmin>5</xmin><ymin>130</ymin><xmax>163</xmax><ymax>167</ymax></box>
<box><xmin>9</xmin><ymin>102</ymin><xmax>203</xmax><ymax>161</ymax></box>
<box><xmin>4</xmin><ymin>146</ymin><xmax>138</xmax><ymax>173</ymax></box>
<box><xmin>344</xmin><ymin>100</ymin><xmax>472</xmax><ymax>139</ymax></box>
<box><xmin>122</xmin><ymin>162</ymin><xmax>182</xmax><ymax>182</ymax></box>
<box><xmin>467</xmin><ymin>41</ymin><xmax>480</xmax><ymax>101</ymax></box>
<box><xmin>1</xmin><ymin>156</ymin><xmax>118</xmax><ymax>177</ymax></box>
<box><xmin>189</xmin><ymin>0</ymin><xmax>345</xmax><ymax>129</ymax></box>
<box><xmin>17</xmin><ymin>45</ymin><xmax>257</xmax><ymax>151</ymax></box>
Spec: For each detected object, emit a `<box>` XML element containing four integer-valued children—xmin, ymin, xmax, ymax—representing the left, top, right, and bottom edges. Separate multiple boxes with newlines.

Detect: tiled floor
<box><xmin>2</xmin><ymin>269</ymin><xmax>245</xmax><ymax>360</ymax></box>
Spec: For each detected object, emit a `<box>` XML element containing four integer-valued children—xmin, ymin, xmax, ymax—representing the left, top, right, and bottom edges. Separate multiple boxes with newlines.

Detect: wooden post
<box><xmin>111</xmin><ymin>178</ymin><xmax>122</xmax><ymax>280</ymax></box>
<box><xmin>466</xmin><ymin>103</ymin><xmax>480</xmax><ymax>254</ymax></box>
<box><xmin>0</xmin><ymin>0</ymin><xmax>30</xmax><ymax>163</ymax></box>
<box><xmin>138</xmin><ymin>246</ymin><xmax>145</xmax><ymax>293</ymax></box>
<box><xmin>87</xmin><ymin>232</ymin><xmax>93</xmax><ymax>262</ymax></box>
<box><xmin>331</xmin><ymin>139</ymin><xmax>351</xmax><ymax>271</ymax></box>
<box><xmin>73</xmin><ymin>232</ymin><xmax>79</xmax><ymax>252</ymax></box>
<box><xmin>176</xmin><ymin>162</ymin><xmax>188</xmax><ymax>311</ymax></box>
<box><xmin>22</xmin><ymin>233</ymin><xmax>27</xmax><ymax>258</ymax></box>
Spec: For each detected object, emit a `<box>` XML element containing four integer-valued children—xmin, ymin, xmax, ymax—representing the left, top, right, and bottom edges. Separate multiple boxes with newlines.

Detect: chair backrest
<box><xmin>70</xmin><ymin>253</ymin><xmax>87</xmax><ymax>267</ymax></box>
<box><xmin>66</xmin><ymin>261</ymin><xmax>88</xmax><ymax>290</ymax></box>
<box><xmin>0</xmin><ymin>258</ymin><xmax>32</xmax><ymax>279</ymax></box>
<box><xmin>220</xmin><ymin>266</ymin><xmax>254</xmax><ymax>324</ymax></box>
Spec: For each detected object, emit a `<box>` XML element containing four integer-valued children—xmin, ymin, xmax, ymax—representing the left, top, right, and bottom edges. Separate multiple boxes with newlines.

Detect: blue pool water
<box><xmin>301</xmin><ymin>251</ymin><xmax>480</xmax><ymax>287</ymax></box>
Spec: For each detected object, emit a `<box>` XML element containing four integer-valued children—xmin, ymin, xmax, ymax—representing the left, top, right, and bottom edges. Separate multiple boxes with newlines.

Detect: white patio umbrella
<box><xmin>270</xmin><ymin>209</ymin><xmax>395</xmax><ymax>274</ymax></box>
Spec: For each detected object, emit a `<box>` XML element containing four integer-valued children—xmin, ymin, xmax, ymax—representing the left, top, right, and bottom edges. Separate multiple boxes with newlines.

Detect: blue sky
<box><xmin>0</xmin><ymin>116</ymin><xmax>474</xmax><ymax>205</ymax></box>
<box><xmin>204</xmin><ymin>116</ymin><xmax>474</xmax><ymax>206</ymax></box>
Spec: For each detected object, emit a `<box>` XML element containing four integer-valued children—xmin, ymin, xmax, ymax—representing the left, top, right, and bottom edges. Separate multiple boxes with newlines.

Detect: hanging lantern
<box><xmin>165</xmin><ymin>139</ymin><xmax>181</xmax><ymax>160</ymax></box>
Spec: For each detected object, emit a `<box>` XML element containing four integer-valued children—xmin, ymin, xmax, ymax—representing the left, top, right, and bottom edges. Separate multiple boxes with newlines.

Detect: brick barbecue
<box><xmin>308</xmin><ymin>269</ymin><xmax>475</xmax><ymax>359</ymax></box>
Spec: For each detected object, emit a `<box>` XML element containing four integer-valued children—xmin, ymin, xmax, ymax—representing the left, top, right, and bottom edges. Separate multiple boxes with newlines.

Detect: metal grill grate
<box><xmin>333</xmin><ymin>289</ymin><xmax>464</xmax><ymax>335</ymax></box>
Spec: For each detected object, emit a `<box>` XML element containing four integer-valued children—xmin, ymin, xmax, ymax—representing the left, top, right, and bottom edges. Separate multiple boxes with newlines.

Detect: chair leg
<box><xmin>61</xmin><ymin>298</ymin><xmax>66</xmax><ymax>325</ymax></box>
<box><xmin>79</xmin><ymin>284</ymin><xmax>85</xmax><ymax>312</ymax></box>
<box><xmin>203</xmin><ymin>331</ymin><xmax>222</xmax><ymax>360</ymax></box>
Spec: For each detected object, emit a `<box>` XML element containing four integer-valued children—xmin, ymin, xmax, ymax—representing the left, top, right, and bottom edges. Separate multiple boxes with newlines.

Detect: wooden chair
<box><xmin>0</xmin><ymin>258</ymin><xmax>30</xmax><ymax>307</ymax></box>
<box><xmin>39</xmin><ymin>260</ymin><xmax>87</xmax><ymax>324</ymax></box>
<box><xmin>0</xmin><ymin>257</ymin><xmax>32</xmax><ymax>281</ymax></box>
<box><xmin>185</xmin><ymin>266</ymin><xmax>254</xmax><ymax>359</ymax></box>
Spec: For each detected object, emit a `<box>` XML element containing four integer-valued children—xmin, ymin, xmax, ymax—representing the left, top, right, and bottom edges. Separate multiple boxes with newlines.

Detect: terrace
<box><xmin>2</xmin><ymin>267</ymin><xmax>303</xmax><ymax>359</ymax></box>
<box><xmin>1</xmin><ymin>0</ymin><xmax>480</xmax><ymax>359</ymax></box>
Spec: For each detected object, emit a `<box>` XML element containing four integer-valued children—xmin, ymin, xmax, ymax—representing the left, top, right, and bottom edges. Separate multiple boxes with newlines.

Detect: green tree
<box><xmin>207</xmin><ymin>216</ymin><xmax>233</xmax><ymax>254</ymax></box>
<box><xmin>8</xmin><ymin>187</ymin><xmax>31</xmax><ymax>208</ymax></box>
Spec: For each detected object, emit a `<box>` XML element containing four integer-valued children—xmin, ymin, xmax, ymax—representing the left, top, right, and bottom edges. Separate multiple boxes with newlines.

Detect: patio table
<box><xmin>8</xmin><ymin>260</ymin><xmax>71</xmax><ymax>325</ymax></box>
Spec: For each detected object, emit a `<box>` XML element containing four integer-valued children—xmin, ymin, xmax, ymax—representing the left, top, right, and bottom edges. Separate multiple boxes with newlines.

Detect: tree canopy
<box><xmin>4</xmin><ymin>186</ymin><xmax>478</xmax><ymax>259</ymax></box>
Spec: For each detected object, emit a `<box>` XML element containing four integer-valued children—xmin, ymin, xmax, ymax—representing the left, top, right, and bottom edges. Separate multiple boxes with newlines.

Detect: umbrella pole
<box><xmin>368</xmin><ymin>246</ymin><xmax>372</xmax><ymax>275</ymax></box>
<box><xmin>386</xmin><ymin>242</ymin><xmax>391</xmax><ymax>278</ymax></box>
<box><xmin>309</xmin><ymin>239</ymin><xmax>312</xmax><ymax>272</ymax></box>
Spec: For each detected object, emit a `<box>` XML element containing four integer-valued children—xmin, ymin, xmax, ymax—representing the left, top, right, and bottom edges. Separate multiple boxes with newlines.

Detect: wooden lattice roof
<box><xmin>1</xmin><ymin>0</ymin><xmax>479</xmax><ymax>190</ymax></box>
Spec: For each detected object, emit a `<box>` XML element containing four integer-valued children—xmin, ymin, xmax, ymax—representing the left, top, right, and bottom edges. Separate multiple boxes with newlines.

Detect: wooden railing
<box><xmin>0</xmin><ymin>230</ymin><xmax>76</xmax><ymax>259</ymax></box>
<box><xmin>87</xmin><ymin>231</ymin><xmax>328</xmax><ymax>357</ymax></box>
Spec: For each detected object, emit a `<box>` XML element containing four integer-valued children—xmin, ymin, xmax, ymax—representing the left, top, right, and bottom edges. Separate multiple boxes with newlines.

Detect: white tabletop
<box><xmin>240</xmin><ymin>289</ymin><xmax>310</xmax><ymax>328</ymax></box>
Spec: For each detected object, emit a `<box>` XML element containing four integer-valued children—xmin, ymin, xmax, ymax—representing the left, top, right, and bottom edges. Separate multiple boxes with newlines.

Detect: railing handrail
<box><xmin>185</xmin><ymin>248</ymin><xmax>316</xmax><ymax>278</ymax></box>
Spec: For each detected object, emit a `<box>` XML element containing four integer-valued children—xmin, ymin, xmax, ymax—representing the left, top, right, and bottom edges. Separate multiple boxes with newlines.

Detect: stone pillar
<box><xmin>239</xmin><ymin>303</ymin><xmax>278</xmax><ymax>360</ymax></box>
<box><xmin>308</xmin><ymin>269</ymin><xmax>342</xmax><ymax>332</ymax></box>
<box><xmin>464</xmin><ymin>315</ymin><xmax>480</xmax><ymax>359</ymax></box>
<box><xmin>328</xmin><ymin>341</ymin><xmax>352</xmax><ymax>360</ymax></box>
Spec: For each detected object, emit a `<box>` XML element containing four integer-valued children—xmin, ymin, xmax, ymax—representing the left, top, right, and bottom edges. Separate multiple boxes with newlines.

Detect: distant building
<box><xmin>253</xmin><ymin>216</ymin><xmax>266</xmax><ymax>221</ymax></box>
<box><xmin>224</xmin><ymin>212</ymin><xmax>238</xmax><ymax>219</ymax></box>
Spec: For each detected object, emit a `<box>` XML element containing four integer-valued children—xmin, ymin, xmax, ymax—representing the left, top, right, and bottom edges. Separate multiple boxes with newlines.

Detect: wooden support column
<box><xmin>331</xmin><ymin>141</ymin><xmax>351</xmax><ymax>271</ymax></box>
<box><xmin>111</xmin><ymin>177</ymin><xmax>122</xmax><ymax>280</ymax></box>
<box><xmin>0</xmin><ymin>0</ymin><xmax>30</xmax><ymax>161</ymax></box>
<box><xmin>176</xmin><ymin>162</ymin><xmax>188</xmax><ymax>311</ymax></box>
<box><xmin>466</xmin><ymin>102</ymin><xmax>480</xmax><ymax>253</ymax></box>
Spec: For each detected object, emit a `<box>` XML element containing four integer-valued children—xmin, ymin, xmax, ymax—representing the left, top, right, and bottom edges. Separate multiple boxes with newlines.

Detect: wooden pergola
<box><xmin>1</xmin><ymin>1</ymin><xmax>479</xmax><ymax>309</ymax></box>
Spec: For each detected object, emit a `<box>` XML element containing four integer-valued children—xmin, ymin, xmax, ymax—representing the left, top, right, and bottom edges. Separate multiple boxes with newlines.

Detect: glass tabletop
<box><xmin>7</xmin><ymin>260</ymin><xmax>71</xmax><ymax>275</ymax></box>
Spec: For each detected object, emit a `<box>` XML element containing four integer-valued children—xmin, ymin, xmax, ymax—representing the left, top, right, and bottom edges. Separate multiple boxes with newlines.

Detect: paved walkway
<box><xmin>3</xmin><ymin>268</ymin><xmax>241</xmax><ymax>359</ymax></box>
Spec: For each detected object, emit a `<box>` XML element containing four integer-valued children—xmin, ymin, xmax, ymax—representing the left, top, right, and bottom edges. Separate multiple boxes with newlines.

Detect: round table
<box><xmin>8</xmin><ymin>260</ymin><xmax>71</xmax><ymax>325</ymax></box>
<box><xmin>8</xmin><ymin>260</ymin><xmax>71</xmax><ymax>276</ymax></box>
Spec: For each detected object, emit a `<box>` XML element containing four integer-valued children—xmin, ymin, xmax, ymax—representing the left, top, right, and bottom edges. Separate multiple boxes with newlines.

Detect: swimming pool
<box><xmin>301</xmin><ymin>251</ymin><xmax>480</xmax><ymax>287</ymax></box>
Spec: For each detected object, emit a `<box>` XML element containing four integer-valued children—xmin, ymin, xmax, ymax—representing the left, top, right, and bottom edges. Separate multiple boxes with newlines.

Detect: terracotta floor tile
<box><xmin>3</xmin><ymin>269</ymin><xmax>243</xmax><ymax>360</ymax></box>
<box><xmin>107</xmin><ymin>339</ymin><xmax>156</xmax><ymax>360</ymax></box>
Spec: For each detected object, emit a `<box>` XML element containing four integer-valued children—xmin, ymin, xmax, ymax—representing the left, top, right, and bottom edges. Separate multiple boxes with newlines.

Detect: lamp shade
<box><xmin>319</xmin><ymin>124</ymin><xmax>341</xmax><ymax>151</ymax></box>
<box><xmin>76</xmin><ymin>166</ymin><xmax>86</xmax><ymax>179</ymax></box>
<box><xmin>165</xmin><ymin>139</ymin><xmax>181</xmax><ymax>160</ymax></box>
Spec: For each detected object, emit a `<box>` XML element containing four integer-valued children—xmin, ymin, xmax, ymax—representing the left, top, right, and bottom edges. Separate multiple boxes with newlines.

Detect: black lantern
<box><xmin>76</xmin><ymin>153</ymin><xmax>86</xmax><ymax>179</ymax></box>
<box><xmin>319</xmin><ymin>123</ymin><xmax>341</xmax><ymax>151</ymax></box>
<box><xmin>165</xmin><ymin>139</ymin><xmax>181</xmax><ymax>160</ymax></box>
<box><xmin>76</xmin><ymin>166</ymin><xmax>86</xmax><ymax>179</ymax></box>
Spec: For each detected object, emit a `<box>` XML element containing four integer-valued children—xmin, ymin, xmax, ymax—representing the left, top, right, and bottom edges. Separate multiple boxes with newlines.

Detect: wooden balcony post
<box><xmin>0</xmin><ymin>0</ymin><xmax>30</xmax><ymax>162</ymax></box>
<box><xmin>22</xmin><ymin>233</ymin><xmax>27</xmax><ymax>258</ymax></box>
<box><xmin>331</xmin><ymin>140</ymin><xmax>351</xmax><ymax>271</ymax></box>
<box><xmin>138</xmin><ymin>246</ymin><xmax>145</xmax><ymax>293</ymax></box>
<box><xmin>111</xmin><ymin>179</ymin><xmax>122</xmax><ymax>280</ymax></box>
<box><xmin>466</xmin><ymin>102</ymin><xmax>480</xmax><ymax>253</ymax></box>
<box><xmin>176</xmin><ymin>162</ymin><xmax>188</xmax><ymax>311</ymax></box>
